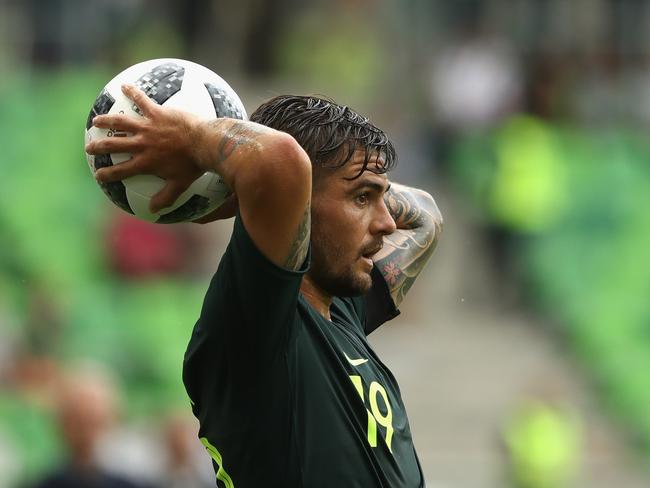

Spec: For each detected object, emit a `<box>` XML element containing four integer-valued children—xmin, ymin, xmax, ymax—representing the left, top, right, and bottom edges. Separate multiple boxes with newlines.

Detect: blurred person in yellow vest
<box><xmin>503</xmin><ymin>397</ymin><xmax>583</xmax><ymax>488</ymax></box>
<box><xmin>490</xmin><ymin>115</ymin><xmax>568</xmax><ymax>234</ymax></box>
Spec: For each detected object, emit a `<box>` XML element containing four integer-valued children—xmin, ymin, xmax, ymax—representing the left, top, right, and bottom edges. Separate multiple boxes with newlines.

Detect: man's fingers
<box><xmin>122</xmin><ymin>84</ymin><xmax>157</xmax><ymax>117</ymax></box>
<box><xmin>95</xmin><ymin>157</ymin><xmax>148</xmax><ymax>183</ymax></box>
<box><xmin>86</xmin><ymin>135</ymin><xmax>141</xmax><ymax>155</ymax></box>
<box><xmin>92</xmin><ymin>113</ymin><xmax>142</xmax><ymax>132</ymax></box>
<box><xmin>149</xmin><ymin>181</ymin><xmax>187</xmax><ymax>214</ymax></box>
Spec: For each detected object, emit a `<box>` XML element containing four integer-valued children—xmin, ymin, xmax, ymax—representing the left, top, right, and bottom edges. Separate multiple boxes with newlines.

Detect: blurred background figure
<box><xmin>157</xmin><ymin>413</ymin><xmax>214</xmax><ymax>488</ymax></box>
<box><xmin>502</xmin><ymin>380</ymin><xmax>583</xmax><ymax>488</ymax></box>
<box><xmin>31</xmin><ymin>365</ymin><xmax>150</xmax><ymax>488</ymax></box>
<box><xmin>503</xmin><ymin>399</ymin><xmax>582</xmax><ymax>488</ymax></box>
<box><xmin>429</xmin><ymin>35</ymin><xmax>521</xmax><ymax>132</ymax></box>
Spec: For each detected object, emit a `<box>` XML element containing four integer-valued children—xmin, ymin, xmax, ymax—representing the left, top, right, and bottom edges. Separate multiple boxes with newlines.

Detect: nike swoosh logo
<box><xmin>344</xmin><ymin>352</ymin><xmax>368</xmax><ymax>366</ymax></box>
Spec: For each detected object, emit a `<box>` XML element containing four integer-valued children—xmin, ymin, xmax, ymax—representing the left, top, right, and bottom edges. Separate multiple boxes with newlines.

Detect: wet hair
<box><xmin>250</xmin><ymin>95</ymin><xmax>396</xmax><ymax>178</ymax></box>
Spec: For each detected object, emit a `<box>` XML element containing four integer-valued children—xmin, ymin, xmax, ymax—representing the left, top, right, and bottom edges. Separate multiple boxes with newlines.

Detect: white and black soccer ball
<box><xmin>85</xmin><ymin>58</ymin><xmax>247</xmax><ymax>223</ymax></box>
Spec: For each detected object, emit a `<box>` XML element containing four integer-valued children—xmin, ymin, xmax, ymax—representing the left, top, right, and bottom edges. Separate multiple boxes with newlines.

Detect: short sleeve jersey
<box><xmin>183</xmin><ymin>216</ymin><xmax>424</xmax><ymax>487</ymax></box>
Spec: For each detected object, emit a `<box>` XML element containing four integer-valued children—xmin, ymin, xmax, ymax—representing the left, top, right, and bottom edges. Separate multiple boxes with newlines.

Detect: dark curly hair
<box><xmin>250</xmin><ymin>95</ymin><xmax>396</xmax><ymax>178</ymax></box>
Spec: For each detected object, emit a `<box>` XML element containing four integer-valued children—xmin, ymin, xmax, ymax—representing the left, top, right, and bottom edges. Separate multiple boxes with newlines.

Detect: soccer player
<box><xmin>86</xmin><ymin>85</ymin><xmax>443</xmax><ymax>487</ymax></box>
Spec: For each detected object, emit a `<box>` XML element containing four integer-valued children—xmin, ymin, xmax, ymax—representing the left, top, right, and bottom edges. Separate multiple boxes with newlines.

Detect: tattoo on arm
<box><xmin>205</xmin><ymin>119</ymin><xmax>310</xmax><ymax>270</ymax></box>
<box><xmin>209</xmin><ymin>119</ymin><xmax>272</xmax><ymax>166</ymax></box>
<box><xmin>374</xmin><ymin>184</ymin><xmax>443</xmax><ymax>307</ymax></box>
<box><xmin>284</xmin><ymin>203</ymin><xmax>311</xmax><ymax>271</ymax></box>
<box><xmin>384</xmin><ymin>183</ymin><xmax>432</xmax><ymax>229</ymax></box>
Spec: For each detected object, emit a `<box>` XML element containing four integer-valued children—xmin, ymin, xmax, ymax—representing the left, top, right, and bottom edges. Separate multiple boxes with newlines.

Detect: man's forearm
<box><xmin>373</xmin><ymin>183</ymin><xmax>443</xmax><ymax>306</ymax></box>
<box><xmin>384</xmin><ymin>183</ymin><xmax>442</xmax><ymax>232</ymax></box>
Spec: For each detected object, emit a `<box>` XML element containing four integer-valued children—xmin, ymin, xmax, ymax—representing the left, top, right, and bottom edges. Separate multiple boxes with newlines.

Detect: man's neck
<box><xmin>300</xmin><ymin>276</ymin><xmax>332</xmax><ymax>321</ymax></box>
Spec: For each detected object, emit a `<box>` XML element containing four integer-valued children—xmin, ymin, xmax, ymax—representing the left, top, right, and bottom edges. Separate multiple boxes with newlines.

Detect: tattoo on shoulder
<box><xmin>284</xmin><ymin>203</ymin><xmax>311</xmax><ymax>271</ymax></box>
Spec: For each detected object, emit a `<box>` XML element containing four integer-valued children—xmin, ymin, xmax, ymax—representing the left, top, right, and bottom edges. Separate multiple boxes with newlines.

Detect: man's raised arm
<box><xmin>86</xmin><ymin>84</ymin><xmax>312</xmax><ymax>270</ymax></box>
<box><xmin>372</xmin><ymin>183</ymin><xmax>443</xmax><ymax>307</ymax></box>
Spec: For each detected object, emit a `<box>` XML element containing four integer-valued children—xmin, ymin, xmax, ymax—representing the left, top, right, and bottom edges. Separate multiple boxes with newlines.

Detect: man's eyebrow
<box><xmin>349</xmin><ymin>180</ymin><xmax>391</xmax><ymax>193</ymax></box>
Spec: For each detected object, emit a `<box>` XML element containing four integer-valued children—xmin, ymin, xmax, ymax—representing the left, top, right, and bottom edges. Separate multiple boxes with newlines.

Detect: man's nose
<box><xmin>371</xmin><ymin>200</ymin><xmax>397</xmax><ymax>236</ymax></box>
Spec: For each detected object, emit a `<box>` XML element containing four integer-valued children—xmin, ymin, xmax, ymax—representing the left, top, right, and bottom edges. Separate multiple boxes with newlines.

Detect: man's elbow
<box><xmin>237</xmin><ymin>132</ymin><xmax>312</xmax><ymax>198</ymax></box>
<box><xmin>271</xmin><ymin>133</ymin><xmax>312</xmax><ymax>183</ymax></box>
<box><xmin>432</xmin><ymin>201</ymin><xmax>443</xmax><ymax>235</ymax></box>
<box><xmin>417</xmin><ymin>190</ymin><xmax>442</xmax><ymax>221</ymax></box>
<box><xmin>420</xmin><ymin>191</ymin><xmax>443</xmax><ymax>238</ymax></box>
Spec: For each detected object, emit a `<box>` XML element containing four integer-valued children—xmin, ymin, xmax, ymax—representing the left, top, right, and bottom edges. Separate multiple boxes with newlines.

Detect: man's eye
<box><xmin>355</xmin><ymin>193</ymin><xmax>369</xmax><ymax>206</ymax></box>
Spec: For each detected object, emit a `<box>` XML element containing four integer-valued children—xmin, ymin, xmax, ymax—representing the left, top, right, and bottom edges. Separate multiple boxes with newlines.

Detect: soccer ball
<box><xmin>85</xmin><ymin>58</ymin><xmax>247</xmax><ymax>223</ymax></box>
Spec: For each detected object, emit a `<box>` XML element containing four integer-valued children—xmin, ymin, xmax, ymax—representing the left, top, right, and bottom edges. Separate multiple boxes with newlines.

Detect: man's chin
<box><xmin>309</xmin><ymin>260</ymin><xmax>374</xmax><ymax>298</ymax></box>
<box><xmin>327</xmin><ymin>271</ymin><xmax>373</xmax><ymax>298</ymax></box>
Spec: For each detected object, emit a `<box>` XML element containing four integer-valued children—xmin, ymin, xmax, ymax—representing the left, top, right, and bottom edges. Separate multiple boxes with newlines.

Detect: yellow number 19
<box><xmin>349</xmin><ymin>375</ymin><xmax>394</xmax><ymax>452</ymax></box>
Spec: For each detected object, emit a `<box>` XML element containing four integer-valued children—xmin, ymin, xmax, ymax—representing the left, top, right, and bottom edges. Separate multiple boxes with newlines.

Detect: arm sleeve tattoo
<box><xmin>208</xmin><ymin>119</ymin><xmax>271</xmax><ymax>168</ymax></box>
<box><xmin>373</xmin><ymin>184</ymin><xmax>443</xmax><ymax>307</ymax></box>
<box><xmin>283</xmin><ymin>203</ymin><xmax>311</xmax><ymax>271</ymax></box>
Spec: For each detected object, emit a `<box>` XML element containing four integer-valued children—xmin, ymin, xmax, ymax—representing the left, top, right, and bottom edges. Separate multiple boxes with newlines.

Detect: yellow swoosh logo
<box><xmin>344</xmin><ymin>352</ymin><xmax>369</xmax><ymax>367</ymax></box>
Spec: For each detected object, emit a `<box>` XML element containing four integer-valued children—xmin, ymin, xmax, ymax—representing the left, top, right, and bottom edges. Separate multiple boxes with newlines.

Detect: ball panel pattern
<box><xmin>93</xmin><ymin>153</ymin><xmax>134</xmax><ymax>214</ymax></box>
<box><xmin>86</xmin><ymin>89</ymin><xmax>115</xmax><ymax>130</ymax></box>
<box><xmin>155</xmin><ymin>194</ymin><xmax>211</xmax><ymax>224</ymax></box>
<box><xmin>205</xmin><ymin>83</ymin><xmax>246</xmax><ymax>119</ymax></box>
<box><xmin>135</xmin><ymin>63</ymin><xmax>185</xmax><ymax>107</ymax></box>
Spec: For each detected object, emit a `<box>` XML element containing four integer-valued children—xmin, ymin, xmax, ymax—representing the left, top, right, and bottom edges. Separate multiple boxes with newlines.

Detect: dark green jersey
<box><xmin>183</xmin><ymin>216</ymin><xmax>424</xmax><ymax>487</ymax></box>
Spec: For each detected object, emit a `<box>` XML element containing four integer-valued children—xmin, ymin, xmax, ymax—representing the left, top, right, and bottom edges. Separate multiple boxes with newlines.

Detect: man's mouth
<box><xmin>361</xmin><ymin>244</ymin><xmax>383</xmax><ymax>258</ymax></box>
